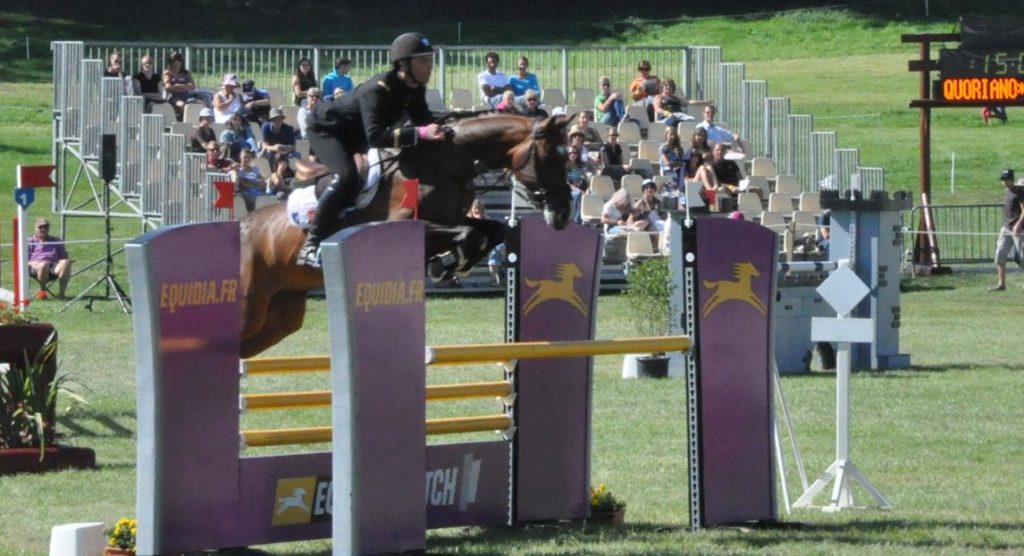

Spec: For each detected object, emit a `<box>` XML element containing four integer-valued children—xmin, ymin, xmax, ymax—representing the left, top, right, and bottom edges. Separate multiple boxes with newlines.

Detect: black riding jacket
<box><xmin>312</xmin><ymin>69</ymin><xmax>433</xmax><ymax>153</ymax></box>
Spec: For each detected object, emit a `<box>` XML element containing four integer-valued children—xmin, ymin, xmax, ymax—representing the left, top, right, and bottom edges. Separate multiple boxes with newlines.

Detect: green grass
<box><xmin>3</xmin><ymin>8</ymin><xmax>1024</xmax><ymax>555</ymax></box>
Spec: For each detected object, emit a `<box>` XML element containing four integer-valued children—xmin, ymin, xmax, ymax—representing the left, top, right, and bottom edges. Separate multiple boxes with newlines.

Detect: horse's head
<box><xmin>733</xmin><ymin>261</ymin><xmax>760</xmax><ymax>278</ymax></box>
<box><xmin>510</xmin><ymin>115</ymin><xmax>573</xmax><ymax>229</ymax></box>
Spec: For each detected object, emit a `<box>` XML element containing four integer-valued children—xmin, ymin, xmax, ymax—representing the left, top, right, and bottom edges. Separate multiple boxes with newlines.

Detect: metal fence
<box><xmin>905</xmin><ymin>204</ymin><xmax>1002</xmax><ymax>265</ymax></box>
<box><xmin>52</xmin><ymin>39</ymin><xmax>891</xmax><ymax>227</ymax></box>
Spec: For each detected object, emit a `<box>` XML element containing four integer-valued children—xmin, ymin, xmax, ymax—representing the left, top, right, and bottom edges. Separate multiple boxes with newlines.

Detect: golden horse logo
<box><xmin>701</xmin><ymin>261</ymin><xmax>767</xmax><ymax>318</ymax></box>
<box><xmin>522</xmin><ymin>262</ymin><xmax>589</xmax><ymax>317</ymax></box>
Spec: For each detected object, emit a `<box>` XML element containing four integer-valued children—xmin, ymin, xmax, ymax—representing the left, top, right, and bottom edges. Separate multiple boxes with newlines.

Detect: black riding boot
<box><xmin>296</xmin><ymin>178</ymin><xmax>348</xmax><ymax>267</ymax></box>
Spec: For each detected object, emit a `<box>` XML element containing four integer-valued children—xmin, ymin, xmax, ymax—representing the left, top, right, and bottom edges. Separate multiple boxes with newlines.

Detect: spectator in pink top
<box><xmin>26</xmin><ymin>218</ymin><xmax>72</xmax><ymax>299</ymax></box>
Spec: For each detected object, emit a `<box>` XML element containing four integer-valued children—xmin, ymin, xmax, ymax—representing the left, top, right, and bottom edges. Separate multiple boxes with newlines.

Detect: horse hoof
<box><xmin>427</xmin><ymin>251</ymin><xmax>457</xmax><ymax>283</ymax></box>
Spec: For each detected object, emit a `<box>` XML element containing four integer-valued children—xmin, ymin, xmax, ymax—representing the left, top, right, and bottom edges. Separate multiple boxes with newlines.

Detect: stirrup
<box><xmin>296</xmin><ymin>243</ymin><xmax>322</xmax><ymax>268</ymax></box>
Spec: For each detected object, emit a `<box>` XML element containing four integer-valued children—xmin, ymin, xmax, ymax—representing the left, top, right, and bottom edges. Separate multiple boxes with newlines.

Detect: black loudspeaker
<box><xmin>101</xmin><ymin>134</ymin><xmax>117</xmax><ymax>182</ymax></box>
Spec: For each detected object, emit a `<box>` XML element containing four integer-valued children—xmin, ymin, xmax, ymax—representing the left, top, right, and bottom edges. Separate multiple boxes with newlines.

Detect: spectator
<box><xmin>696</xmin><ymin>104</ymin><xmax>741</xmax><ymax>146</ymax></box>
<box><xmin>26</xmin><ymin>218</ymin><xmax>71</xmax><ymax>299</ymax></box>
<box><xmin>566</xmin><ymin>145</ymin><xmax>588</xmax><ymax>223</ymax></box>
<box><xmin>260</xmin><ymin>108</ymin><xmax>298</xmax><ymax>163</ymax></box>
<box><xmin>682</xmin><ymin>128</ymin><xmax>720</xmax><ymax>202</ymax></box>
<box><xmin>297</xmin><ymin>87</ymin><xmax>321</xmax><ymax>140</ymax></box>
<box><xmin>467</xmin><ymin>200</ymin><xmax>505</xmax><ymax>286</ymax></box>
<box><xmin>230</xmin><ymin>148</ymin><xmax>267</xmax><ymax>211</ymax></box>
<box><xmin>162</xmin><ymin>51</ymin><xmax>203</xmax><ymax>118</ymax></box>
<box><xmin>629</xmin><ymin>60</ymin><xmax>660</xmax><ymax>121</ymax></box>
<box><xmin>599</xmin><ymin>127</ymin><xmax>626</xmax><ymax>180</ymax></box>
<box><xmin>602</xmin><ymin>189</ymin><xmax>646</xmax><ymax>235</ymax></box>
<box><xmin>267</xmin><ymin>157</ymin><xmax>295</xmax><ymax>200</ymax></box>
<box><xmin>575</xmin><ymin>111</ymin><xmax>603</xmax><ymax>151</ymax></box>
<box><xmin>659</xmin><ymin>126</ymin><xmax>685</xmax><ymax>183</ymax></box>
<box><xmin>104</xmin><ymin>51</ymin><xmax>124</xmax><ymax>79</ymax></box>
<box><xmin>508</xmin><ymin>55</ymin><xmax>540</xmax><ymax>101</ymax></box>
<box><xmin>992</xmin><ymin>169</ymin><xmax>1024</xmax><ymax>291</ymax></box>
<box><xmin>322</xmin><ymin>58</ymin><xmax>354</xmax><ymax>101</ymax></box>
<box><xmin>710</xmin><ymin>142</ymin><xmax>743</xmax><ymax>196</ymax></box>
<box><xmin>132</xmin><ymin>53</ymin><xmax>166</xmax><ymax>112</ymax></box>
<box><xmin>632</xmin><ymin>179</ymin><xmax>664</xmax><ymax>232</ymax></box>
<box><xmin>219</xmin><ymin>112</ymin><xmax>256</xmax><ymax>163</ymax></box>
<box><xmin>212</xmin><ymin>73</ymin><xmax>242</xmax><ymax>124</ymax></box>
<box><xmin>292</xmin><ymin>58</ymin><xmax>318</xmax><ymax>106</ymax></box>
<box><xmin>520</xmin><ymin>89</ymin><xmax>548</xmax><ymax>119</ymax></box>
<box><xmin>567</xmin><ymin>126</ymin><xmax>596</xmax><ymax>173</ymax></box>
<box><xmin>496</xmin><ymin>90</ymin><xmax>519</xmax><ymax>113</ymax></box>
<box><xmin>190</xmin><ymin>108</ymin><xmax>229</xmax><ymax>169</ymax></box>
<box><xmin>816</xmin><ymin>210</ymin><xmax>831</xmax><ymax>253</ymax></box>
<box><xmin>240</xmin><ymin>79</ymin><xmax>272</xmax><ymax>123</ymax></box>
<box><xmin>478</xmin><ymin>51</ymin><xmax>511</xmax><ymax>107</ymax></box>
<box><xmin>652</xmin><ymin>78</ymin><xmax>693</xmax><ymax>127</ymax></box>
<box><xmin>595</xmin><ymin>76</ymin><xmax>626</xmax><ymax>126</ymax></box>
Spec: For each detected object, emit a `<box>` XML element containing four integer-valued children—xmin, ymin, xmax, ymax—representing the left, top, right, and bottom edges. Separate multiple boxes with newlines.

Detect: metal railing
<box><xmin>904</xmin><ymin>204</ymin><xmax>1002</xmax><ymax>265</ymax></box>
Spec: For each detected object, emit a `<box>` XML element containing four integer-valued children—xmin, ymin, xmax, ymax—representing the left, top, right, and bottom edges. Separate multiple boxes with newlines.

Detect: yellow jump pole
<box><xmin>241</xmin><ymin>426</ymin><xmax>331</xmax><ymax>448</ymax></box>
<box><xmin>425</xmin><ymin>335</ymin><xmax>690</xmax><ymax>367</ymax></box>
<box><xmin>426</xmin><ymin>414</ymin><xmax>513</xmax><ymax>436</ymax></box>
<box><xmin>241</xmin><ymin>381</ymin><xmax>513</xmax><ymax>411</ymax></box>
<box><xmin>241</xmin><ymin>355</ymin><xmax>330</xmax><ymax>375</ymax></box>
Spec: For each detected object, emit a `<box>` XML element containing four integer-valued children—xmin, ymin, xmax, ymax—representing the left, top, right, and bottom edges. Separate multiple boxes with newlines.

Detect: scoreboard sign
<box><xmin>938</xmin><ymin>49</ymin><xmax>1024</xmax><ymax>103</ymax></box>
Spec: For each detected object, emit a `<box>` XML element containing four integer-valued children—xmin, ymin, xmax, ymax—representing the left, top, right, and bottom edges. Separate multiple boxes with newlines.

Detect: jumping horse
<box><xmin>239</xmin><ymin>114</ymin><xmax>573</xmax><ymax>357</ymax></box>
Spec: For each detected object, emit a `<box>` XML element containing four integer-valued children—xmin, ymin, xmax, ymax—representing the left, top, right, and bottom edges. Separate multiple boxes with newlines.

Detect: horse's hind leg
<box><xmin>240</xmin><ymin>291</ymin><xmax>308</xmax><ymax>358</ymax></box>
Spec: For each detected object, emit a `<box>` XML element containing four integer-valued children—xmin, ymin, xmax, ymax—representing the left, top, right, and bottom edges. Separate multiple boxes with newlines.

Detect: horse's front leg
<box><xmin>423</xmin><ymin>221</ymin><xmax>499</xmax><ymax>282</ymax></box>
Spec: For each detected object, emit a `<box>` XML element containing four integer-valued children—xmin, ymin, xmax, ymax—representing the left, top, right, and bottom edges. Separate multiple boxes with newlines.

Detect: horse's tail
<box><xmin>702</xmin><ymin>279</ymin><xmax>717</xmax><ymax>290</ymax></box>
<box><xmin>524</xmin><ymin>277</ymin><xmax>542</xmax><ymax>288</ymax></box>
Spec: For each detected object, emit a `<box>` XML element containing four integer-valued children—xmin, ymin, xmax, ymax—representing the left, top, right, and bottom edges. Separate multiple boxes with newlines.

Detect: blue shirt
<box><xmin>509</xmin><ymin>73</ymin><xmax>540</xmax><ymax>97</ymax></box>
<box><xmin>260</xmin><ymin>122</ymin><xmax>296</xmax><ymax>147</ymax></box>
<box><xmin>322</xmin><ymin>70</ymin><xmax>354</xmax><ymax>100</ymax></box>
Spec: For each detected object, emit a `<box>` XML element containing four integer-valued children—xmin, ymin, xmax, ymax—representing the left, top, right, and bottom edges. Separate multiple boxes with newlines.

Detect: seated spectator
<box><xmin>710</xmin><ymin>142</ymin><xmax>744</xmax><ymax>196</ymax></box>
<box><xmin>816</xmin><ymin>210</ymin><xmax>831</xmax><ymax>252</ymax></box>
<box><xmin>496</xmin><ymin>90</ymin><xmax>519</xmax><ymax>113</ymax></box>
<box><xmin>292</xmin><ymin>58</ymin><xmax>318</xmax><ymax>106</ymax></box>
<box><xmin>599</xmin><ymin>127</ymin><xmax>626</xmax><ymax>180</ymax></box>
<box><xmin>219</xmin><ymin>112</ymin><xmax>256</xmax><ymax>163</ymax></box>
<box><xmin>602</xmin><ymin>189</ymin><xmax>647</xmax><ymax>235</ymax></box>
<box><xmin>567</xmin><ymin>126</ymin><xmax>597</xmax><ymax>173</ymax></box>
<box><xmin>566</xmin><ymin>146</ymin><xmax>588</xmax><ymax>223</ymax></box>
<box><xmin>240</xmin><ymin>79</ymin><xmax>272</xmax><ymax>123</ymax></box>
<box><xmin>659</xmin><ymin>126</ymin><xmax>685</xmax><ymax>183</ymax></box>
<box><xmin>467</xmin><ymin>200</ymin><xmax>506</xmax><ymax>286</ymax></box>
<box><xmin>260</xmin><ymin>108</ymin><xmax>298</xmax><ymax>163</ymax></box>
<box><xmin>696</xmin><ymin>104</ymin><xmax>741</xmax><ymax>146</ymax></box>
<box><xmin>163</xmin><ymin>52</ymin><xmax>205</xmax><ymax>118</ymax></box>
<box><xmin>190</xmin><ymin>108</ymin><xmax>230</xmax><ymax>169</ymax></box>
<box><xmin>267</xmin><ymin>157</ymin><xmax>295</xmax><ymax>200</ymax></box>
<box><xmin>509</xmin><ymin>55</ymin><xmax>540</xmax><ymax>101</ymax></box>
<box><xmin>132</xmin><ymin>53</ymin><xmax>166</xmax><ymax>112</ymax></box>
<box><xmin>652</xmin><ymin>78</ymin><xmax>693</xmax><ymax>127</ymax></box>
<box><xmin>230</xmin><ymin>148</ymin><xmax>267</xmax><ymax>211</ymax></box>
<box><xmin>322</xmin><ymin>59</ymin><xmax>353</xmax><ymax>101</ymax></box>
<box><xmin>575</xmin><ymin>111</ymin><xmax>603</xmax><ymax>151</ymax></box>
<box><xmin>478</xmin><ymin>51</ymin><xmax>511</xmax><ymax>107</ymax></box>
<box><xmin>682</xmin><ymin>128</ymin><xmax>719</xmax><ymax>200</ymax></box>
<box><xmin>520</xmin><ymin>89</ymin><xmax>548</xmax><ymax>119</ymax></box>
<box><xmin>595</xmin><ymin>76</ymin><xmax>626</xmax><ymax>126</ymax></box>
<box><xmin>104</xmin><ymin>51</ymin><xmax>124</xmax><ymax>79</ymax></box>
<box><xmin>26</xmin><ymin>218</ymin><xmax>71</xmax><ymax>299</ymax></box>
<box><xmin>297</xmin><ymin>87</ymin><xmax>321</xmax><ymax>140</ymax></box>
<box><xmin>629</xmin><ymin>60</ymin><xmax>660</xmax><ymax>121</ymax></box>
<box><xmin>212</xmin><ymin>73</ymin><xmax>242</xmax><ymax>124</ymax></box>
<box><xmin>632</xmin><ymin>179</ymin><xmax>664</xmax><ymax>232</ymax></box>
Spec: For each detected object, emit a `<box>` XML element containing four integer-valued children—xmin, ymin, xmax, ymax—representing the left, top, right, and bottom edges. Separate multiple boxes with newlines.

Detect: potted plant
<box><xmin>104</xmin><ymin>518</ymin><xmax>137</xmax><ymax>555</ymax></box>
<box><xmin>589</xmin><ymin>483</ymin><xmax>627</xmax><ymax>525</ymax></box>
<box><xmin>0</xmin><ymin>306</ymin><xmax>93</xmax><ymax>474</ymax></box>
<box><xmin>623</xmin><ymin>257</ymin><xmax>675</xmax><ymax>378</ymax></box>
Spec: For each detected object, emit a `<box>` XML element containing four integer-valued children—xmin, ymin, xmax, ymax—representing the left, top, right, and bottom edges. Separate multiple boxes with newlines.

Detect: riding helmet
<box><xmin>390</xmin><ymin>32</ymin><xmax>434</xmax><ymax>61</ymax></box>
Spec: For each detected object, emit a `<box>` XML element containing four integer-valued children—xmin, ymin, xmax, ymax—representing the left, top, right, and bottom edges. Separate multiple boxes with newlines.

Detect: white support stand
<box><xmin>793</xmin><ymin>262</ymin><xmax>892</xmax><ymax>512</ymax></box>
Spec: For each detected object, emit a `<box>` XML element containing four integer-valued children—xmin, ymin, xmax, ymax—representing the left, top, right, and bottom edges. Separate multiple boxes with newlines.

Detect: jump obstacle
<box><xmin>126</xmin><ymin>217</ymin><xmax>778</xmax><ymax>555</ymax></box>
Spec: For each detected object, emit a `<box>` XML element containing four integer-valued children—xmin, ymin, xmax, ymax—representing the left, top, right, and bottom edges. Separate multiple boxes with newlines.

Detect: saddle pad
<box><xmin>286</xmin><ymin>149</ymin><xmax>386</xmax><ymax>229</ymax></box>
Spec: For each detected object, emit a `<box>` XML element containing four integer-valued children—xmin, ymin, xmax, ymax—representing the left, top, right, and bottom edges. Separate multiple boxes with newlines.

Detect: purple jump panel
<box><xmin>426</xmin><ymin>441</ymin><xmax>511</xmax><ymax>528</ymax></box>
<box><xmin>323</xmin><ymin>221</ymin><xmax>427</xmax><ymax>556</ymax></box>
<box><xmin>687</xmin><ymin>217</ymin><xmax>777</xmax><ymax>526</ymax></box>
<box><xmin>512</xmin><ymin>218</ymin><xmax>602</xmax><ymax>522</ymax></box>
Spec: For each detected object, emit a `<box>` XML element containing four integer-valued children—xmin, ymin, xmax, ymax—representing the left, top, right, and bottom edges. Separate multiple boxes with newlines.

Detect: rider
<box><xmin>297</xmin><ymin>32</ymin><xmax>446</xmax><ymax>267</ymax></box>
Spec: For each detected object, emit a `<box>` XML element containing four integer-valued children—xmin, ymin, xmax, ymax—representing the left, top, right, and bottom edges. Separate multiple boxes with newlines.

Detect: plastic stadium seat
<box><xmin>266</xmin><ymin>87</ymin><xmax>286</xmax><ymax>109</ymax></box>
<box><xmin>759</xmin><ymin>211</ymin><xmax>788</xmax><ymax>234</ymax></box>
<box><xmin>774</xmin><ymin>174</ymin><xmax>801</xmax><ymax>195</ymax></box>
<box><xmin>637</xmin><ymin>140</ymin><xmax>660</xmax><ymax>163</ymax></box>
<box><xmin>183</xmin><ymin>103</ymin><xmax>205</xmax><ymax>124</ymax></box>
<box><xmin>798</xmin><ymin>192</ymin><xmax>821</xmax><ymax>213</ymax></box>
<box><xmin>450</xmin><ymin>88</ymin><xmax>474</xmax><ymax>111</ymax></box>
<box><xmin>573</xmin><ymin>88</ymin><xmax>595</xmax><ymax>110</ymax></box>
<box><xmin>792</xmin><ymin>210</ymin><xmax>818</xmax><ymax>236</ymax></box>
<box><xmin>626</xmin><ymin>104</ymin><xmax>649</xmax><ymax>128</ymax></box>
<box><xmin>617</xmin><ymin>120</ymin><xmax>642</xmax><ymax>145</ymax></box>
<box><xmin>150</xmin><ymin>103</ymin><xmax>178</xmax><ymax>129</ymax></box>
<box><xmin>425</xmin><ymin>88</ymin><xmax>446</xmax><ymax>114</ymax></box>
<box><xmin>627</xmin><ymin>158</ymin><xmax>653</xmax><ymax>177</ymax></box>
<box><xmin>768</xmin><ymin>192</ymin><xmax>795</xmax><ymax>213</ymax></box>
<box><xmin>252</xmin><ymin>156</ymin><xmax>272</xmax><ymax>179</ymax></box>
<box><xmin>209</xmin><ymin>123</ymin><xmax>226</xmax><ymax>138</ymax></box>
<box><xmin>580</xmin><ymin>194</ymin><xmax>605</xmax><ymax>225</ymax></box>
<box><xmin>589</xmin><ymin>175</ymin><xmax>616</xmax><ymax>200</ymax></box>
<box><xmin>646</xmin><ymin>121</ymin><xmax>668</xmax><ymax>142</ymax></box>
<box><xmin>621</xmin><ymin>174</ymin><xmax>644</xmax><ymax>198</ymax></box>
<box><xmin>281</xmin><ymin>106</ymin><xmax>300</xmax><ymax>129</ymax></box>
<box><xmin>626</xmin><ymin>232</ymin><xmax>661</xmax><ymax>260</ymax></box>
<box><xmin>170</xmin><ymin>122</ymin><xmax>192</xmax><ymax>137</ymax></box>
<box><xmin>677</xmin><ymin>121</ymin><xmax>697</xmax><ymax>141</ymax></box>
<box><xmin>543</xmin><ymin>88</ymin><xmax>566</xmax><ymax>108</ymax></box>
<box><xmin>563</xmin><ymin>105</ymin><xmax>583</xmax><ymax>120</ymax></box>
<box><xmin>737</xmin><ymin>191</ymin><xmax>763</xmax><ymax>219</ymax></box>
<box><xmin>751</xmin><ymin>157</ymin><xmax>778</xmax><ymax>177</ymax></box>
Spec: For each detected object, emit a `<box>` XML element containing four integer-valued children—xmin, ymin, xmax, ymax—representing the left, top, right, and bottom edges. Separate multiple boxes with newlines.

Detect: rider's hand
<box><xmin>418</xmin><ymin>124</ymin><xmax>445</xmax><ymax>142</ymax></box>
